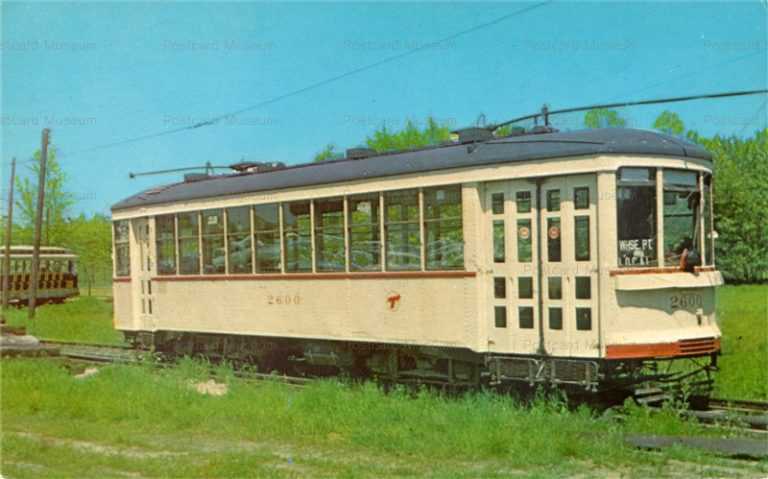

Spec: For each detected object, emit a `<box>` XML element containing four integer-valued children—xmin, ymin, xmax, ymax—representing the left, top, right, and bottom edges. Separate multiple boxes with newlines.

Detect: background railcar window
<box><xmin>155</xmin><ymin>215</ymin><xmax>176</xmax><ymax>275</ymax></box>
<box><xmin>254</xmin><ymin>204</ymin><xmax>281</xmax><ymax>272</ymax></box>
<box><xmin>617</xmin><ymin>167</ymin><xmax>658</xmax><ymax>267</ymax></box>
<box><xmin>202</xmin><ymin>210</ymin><xmax>225</xmax><ymax>274</ymax></box>
<box><xmin>385</xmin><ymin>189</ymin><xmax>421</xmax><ymax>271</ymax></box>
<box><xmin>315</xmin><ymin>198</ymin><xmax>345</xmax><ymax>272</ymax></box>
<box><xmin>283</xmin><ymin>201</ymin><xmax>312</xmax><ymax>272</ymax></box>
<box><xmin>227</xmin><ymin>206</ymin><xmax>252</xmax><ymax>274</ymax></box>
<box><xmin>663</xmin><ymin>170</ymin><xmax>700</xmax><ymax>265</ymax></box>
<box><xmin>178</xmin><ymin>212</ymin><xmax>200</xmax><ymax>275</ymax></box>
<box><xmin>348</xmin><ymin>194</ymin><xmax>381</xmax><ymax>271</ymax></box>
<box><xmin>113</xmin><ymin>220</ymin><xmax>130</xmax><ymax>277</ymax></box>
<box><xmin>424</xmin><ymin>186</ymin><xmax>463</xmax><ymax>270</ymax></box>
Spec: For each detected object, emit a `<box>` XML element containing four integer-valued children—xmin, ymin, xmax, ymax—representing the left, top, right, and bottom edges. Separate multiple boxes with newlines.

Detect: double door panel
<box><xmin>486</xmin><ymin>175</ymin><xmax>599</xmax><ymax>357</ymax></box>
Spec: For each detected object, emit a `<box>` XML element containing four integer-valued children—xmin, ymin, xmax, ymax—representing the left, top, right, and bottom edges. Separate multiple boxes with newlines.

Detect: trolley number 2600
<box><xmin>669</xmin><ymin>293</ymin><xmax>702</xmax><ymax>310</ymax></box>
<box><xmin>267</xmin><ymin>294</ymin><xmax>301</xmax><ymax>305</ymax></box>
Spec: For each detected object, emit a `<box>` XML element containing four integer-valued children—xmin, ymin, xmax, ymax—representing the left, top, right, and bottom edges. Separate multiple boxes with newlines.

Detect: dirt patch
<box><xmin>192</xmin><ymin>379</ymin><xmax>228</xmax><ymax>396</ymax></box>
<box><xmin>13</xmin><ymin>432</ymin><xmax>187</xmax><ymax>460</ymax></box>
<box><xmin>74</xmin><ymin>367</ymin><xmax>99</xmax><ymax>379</ymax></box>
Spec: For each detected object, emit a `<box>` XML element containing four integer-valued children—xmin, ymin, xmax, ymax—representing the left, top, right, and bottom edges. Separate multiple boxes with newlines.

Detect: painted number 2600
<box><xmin>669</xmin><ymin>293</ymin><xmax>702</xmax><ymax>310</ymax></box>
<box><xmin>267</xmin><ymin>294</ymin><xmax>301</xmax><ymax>305</ymax></box>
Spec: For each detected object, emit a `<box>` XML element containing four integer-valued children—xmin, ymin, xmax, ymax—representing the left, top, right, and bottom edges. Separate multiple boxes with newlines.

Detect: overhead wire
<box><xmin>56</xmin><ymin>2</ymin><xmax>552</xmax><ymax>159</ymax></box>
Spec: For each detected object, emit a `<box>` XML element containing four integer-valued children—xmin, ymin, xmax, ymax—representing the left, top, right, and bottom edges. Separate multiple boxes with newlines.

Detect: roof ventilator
<box><xmin>346</xmin><ymin>147</ymin><xmax>377</xmax><ymax>160</ymax></box>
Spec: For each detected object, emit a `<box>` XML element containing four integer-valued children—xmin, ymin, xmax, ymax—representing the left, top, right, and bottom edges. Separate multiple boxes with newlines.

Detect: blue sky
<box><xmin>2</xmin><ymin>1</ymin><xmax>766</xmax><ymax>216</ymax></box>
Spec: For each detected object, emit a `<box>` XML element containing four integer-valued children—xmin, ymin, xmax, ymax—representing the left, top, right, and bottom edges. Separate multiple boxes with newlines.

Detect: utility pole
<box><xmin>28</xmin><ymin>129</ymin><xmax>49</xmax><ymax>319</ymax></box>
<box><xmin>1</xmin><ymin>158</ymin><xmax>16</xmax><ymax>313</ymax></box>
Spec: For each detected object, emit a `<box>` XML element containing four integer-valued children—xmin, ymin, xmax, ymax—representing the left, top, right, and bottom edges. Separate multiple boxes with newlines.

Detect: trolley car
<box><xmin>0</xmin><ymin>245</ymin><xmax>79</xmax><ymax>306</ymax></box>
<box><xmin>111</xmin><ymin>127</ymin><xmax>722</xmax><ymax>398</ymax></box>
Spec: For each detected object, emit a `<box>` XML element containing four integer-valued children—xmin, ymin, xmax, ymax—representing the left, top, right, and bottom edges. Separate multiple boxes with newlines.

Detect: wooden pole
<box><xmin>1</xmin><ymin>158</ymin><xmax>16</xmax><ymax>313</ymax></box>
<box><xmin>28</xmin><ymin>129</ymin><xmax>49</xmax><ymax>319</ymax></box>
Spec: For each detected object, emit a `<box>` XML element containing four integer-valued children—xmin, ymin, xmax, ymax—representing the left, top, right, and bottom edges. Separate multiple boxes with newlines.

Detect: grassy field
<box><xmin>714</xmin><ymin>284</ymin><xmax>768</xmax><ymax>400</ymax></box>
<box><xmin>3</xmin><ymin>296</ymin><xmax>124</xmax><ymax>346</ymax></box>
<box><xmin>0</xmin><ymin>285</ymin><xmax>765</xmax><ymax>477</ymax></box>
<box><xmin>2</xmin><ymin>358</ymin><xmax>766</xmax><ymax>478</ymax></box>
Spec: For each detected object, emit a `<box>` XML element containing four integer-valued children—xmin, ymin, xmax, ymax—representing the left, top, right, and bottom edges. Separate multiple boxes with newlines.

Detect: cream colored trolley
<box><xmin>111</xmin><ymin>129</ymin><xmax>722</xmax><ymax>395</ymax></box>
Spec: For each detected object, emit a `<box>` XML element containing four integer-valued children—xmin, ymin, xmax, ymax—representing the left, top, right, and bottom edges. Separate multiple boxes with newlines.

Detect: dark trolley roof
<box><xmin>112</xmin><ymin>128</ymin><xmax>711</xmax><ymax>211</ymax></box>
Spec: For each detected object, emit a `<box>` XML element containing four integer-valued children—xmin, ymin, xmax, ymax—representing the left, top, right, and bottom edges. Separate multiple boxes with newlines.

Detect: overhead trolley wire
<box><xmin>488</xmin><ymin>89</ymin><xmax>768</xmax><ymax>131</ymax></box>
<box><xmin>58</xmin><ymin>2</ymin><xmax>552</xmax><ymax>159</ymax></box>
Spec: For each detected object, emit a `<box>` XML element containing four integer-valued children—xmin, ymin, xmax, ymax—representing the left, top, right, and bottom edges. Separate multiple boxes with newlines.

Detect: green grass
<box><xmin>2</xmin><ymin>296</ymin><xmax>124</xmax><ymax>346</ymax></box>
<box><xmin>0</xmin><ymin>285</ymin><xmax>765</xmax><ymax>476</ymax></box>
<box><xmin>2</xmin><ymin>358</ymin><xmax>764</xmax><ymax>478</ymax></box>
<box><xmin>715</xmin><ymin>284</ymin><xmax>768</xmax><ymax>400</ymax></box>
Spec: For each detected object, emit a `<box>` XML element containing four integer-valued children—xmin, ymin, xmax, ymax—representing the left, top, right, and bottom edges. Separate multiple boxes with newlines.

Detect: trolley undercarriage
<box><xmin>125</xmin><ymin>330</ymin><xmax>719</xmax><ymax>403</ymax></box>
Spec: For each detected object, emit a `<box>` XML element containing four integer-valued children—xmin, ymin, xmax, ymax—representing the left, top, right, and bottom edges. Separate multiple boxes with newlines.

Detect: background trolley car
<box><xmin>111</xmin><ymin>127</ymin><xmax>722</xmax><ymax>400</ymax></box>
<box><xmin>1</xmin><ymin>246</ymin><xmax>79</xmax><ymax>306</ymax></box>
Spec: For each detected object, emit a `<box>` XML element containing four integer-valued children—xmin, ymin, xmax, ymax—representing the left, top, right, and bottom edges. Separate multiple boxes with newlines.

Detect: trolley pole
<box><xmin>1</xmin><ymin>158</ymin><xmax>16</xmax><ymax>313</ymax></box>
<box><xmin>28</xmin><ymin>129</ymin><xmax>49</xmax><ymax>320</ymax></box>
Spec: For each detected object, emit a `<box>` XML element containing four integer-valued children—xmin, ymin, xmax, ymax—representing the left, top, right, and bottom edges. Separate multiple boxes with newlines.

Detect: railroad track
<box><xmin>708</xmin><ymin>397</ymin><xmax>768</xmax><ymax>415</ymax></box>
<box><xmin>40</xmin><ymin>339</ymin><xmax>313</xmax><ymax>387</ymax></box>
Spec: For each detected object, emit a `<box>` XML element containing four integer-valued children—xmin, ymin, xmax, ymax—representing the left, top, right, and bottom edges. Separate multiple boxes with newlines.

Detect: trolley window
<box><xmin>202</xmin><ymin>210</ymin><xmax>225</xmax><ymax>274</ymax></box>
<box><xmin>178</xmin><ymin>212</ymin><xmax>200</xmax><ymax>275</ymax></box>
<box><xmin>283</xmin><ymin>201</ymin><xmax>312</xmax><ymax>272</ymax></box>
<box><xmin>385</xmin><ymin>189</ymin><xmax>421</xmax><ymax>271</ymax></box>
<box><xmin>156</xmin><ymin>215</ymin><xmax>176</xmax><ymax>275</ymax></box>
<box><xmin>424</xmin><ymin>186</ymin><xmax>463</xmax><ymax>270</ymax></box>
<box><xmin>254</xmin><ymin>204</ymin><xmax>281</xmax><ymax>273</ymax></box>
<box><xmin>617</xmin><ymin>167</ymin><xmax>658</xmax><ymax>267</ymax></box>
<box><xmin>703</xmin><ymin>175</ymin><xmax>714</xmax><ymax>265</ymax></box>
<box><xmin>348</xmin><ymin>194</ymin><xmax>381</xmax><ymax>271</ymax></box>
<box><xmin>227</xmin><ymin>206</ymin><xmax>252</xmax><ymax>274</ymax></box>
<box><xmin>663</xmin><ymin>170</ymin><xmax>700</xmax><ymax>265</ymax></box>
<box><xmin>113</xmin><ymin>220</ymin><xmax>131</xmax><ymax>277</ymax></box>
<box><xmin>315</xmin><ymin>198</ymin><xmax>345</xmax><ymax>272</ymax></box>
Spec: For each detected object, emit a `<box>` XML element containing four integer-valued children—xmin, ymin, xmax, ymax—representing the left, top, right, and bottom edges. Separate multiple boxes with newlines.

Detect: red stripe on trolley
<box><xmin>606</xmin><ymin>338</ymin><xmax>720</xmax><ymax>359</ymax></box>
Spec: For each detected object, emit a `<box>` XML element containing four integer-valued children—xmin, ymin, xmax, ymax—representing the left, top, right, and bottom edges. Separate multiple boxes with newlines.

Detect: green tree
<box><xmin>313</xmin><ymin>144</ymin><xmax>341</xmax><ymax>162</ymax></box>
<box><xmin>653</xmin><ymin>111</ymin><xmax>685</xmax><ymax>136</ymax></box>
<box><xmin>584</xmin><ymin>108</ymin><xmax>627</xmax><ymax>129</ymax></box>
<box><xmin>62</xmin><ymin>214</ymin><xmax>113</xmax><ymax>295</ymax></box>
<box><xmin>15</xmin><ymin>147</ymin><xmax>75</xmax><ymax>245</ymax></box>
<box><xmin>365</xmin><ymin>117</ymin><xmax>452</xmax><ymax>152</ymax></box>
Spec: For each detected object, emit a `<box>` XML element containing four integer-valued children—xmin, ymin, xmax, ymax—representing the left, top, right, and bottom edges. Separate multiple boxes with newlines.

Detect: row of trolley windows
<box><xmin>493</xmin><ymin>276</ymin><xmax>592</xmax><ymax>330</ymax></box>
<box><xmin>493</xmin><ymin>216</ymin><xmax>590</xmax><ymax>263</ymax></box>
<box><xmin>490</xmin><ymin>187</ymin><xmax>589</xmax><ymax>216</ymax></box>
<box><xmin>494</xmin><ymin>306</ymin><xmax>593</xmax><ymax>331</ymax></box>
<box><xmin>3</xmin><ymin>259</ymin><xmax>75</xmax><ymax>274</ymax></box>
<box><xmin>617</xmin><ymin>168</ymin><xmax>714</xmax><ymax>267</ymax></box>
<box><xmin>115</xmin><ymin>186</ymin><xmax>464</xmax><ymax>277</ymax></box>
<box><xmin>491</xmin><ymin>188</ymin><xmax>590</xmax><ymax>264</ymax></box>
